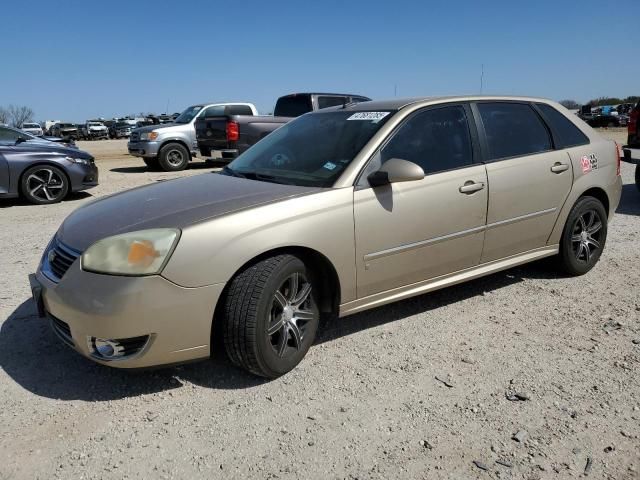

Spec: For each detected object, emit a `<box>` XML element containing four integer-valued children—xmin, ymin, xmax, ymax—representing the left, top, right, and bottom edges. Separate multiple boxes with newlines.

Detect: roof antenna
<box><xmin>480</xmin><ymin>64</ymin><xmax>484</xmax><ymax>94</ymax></box>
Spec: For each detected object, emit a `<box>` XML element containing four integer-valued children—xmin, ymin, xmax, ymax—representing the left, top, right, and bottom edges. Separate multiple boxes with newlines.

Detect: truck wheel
<box><xmin>558</xmin><ymin>196</ymin><xmax>607</xmax><ymax>276</ymax></box>
<box><xmin>143</xmin><ymin>158</ymin><xmax>160</xmax><ymax>170</ymax></box>
<box><xmin>635</xmin><ymin>164</ymin><xmax>640</xmax><ymax>192</ymax></box>
<box><xmin>158</xmin><ymin>143</ymin><xmax>189</xmax><ymax>171</ymax></box>
<box><xmin>21</xmin><ymin>165</ymin><xmax>69</xmax><ymax>205</ymax></box>
<box><xmin>222</xmin><ymin>255</ymin><xmax>320</xmax><ymax>378</ymax></box>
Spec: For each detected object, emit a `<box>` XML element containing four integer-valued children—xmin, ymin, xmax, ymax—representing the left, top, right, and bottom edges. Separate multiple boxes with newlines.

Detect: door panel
<box><xmin>0</xmin><ymin>149</ymin><xmax>10</xmax><ymax>194</ymax></box>
<box><xmin>481</xmin><ymin>150</ymin><xmax>573</xmax><ymax>262</ymax></box>
<box><xmin>354</xmin><ymin>165</ymin><xmax>488</xmax><ymax>298</ymax></box>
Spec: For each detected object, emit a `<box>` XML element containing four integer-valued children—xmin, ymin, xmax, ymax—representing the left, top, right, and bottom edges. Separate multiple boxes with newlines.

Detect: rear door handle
<box><xmin>551</xmin><ymin>162</ymin><xmax>569</xmax><ymax>173</ymax></box>
<box><xmin>459</xmin><ymin>181</ymin><xmax>485</xmax><ymax>194</ymax></box>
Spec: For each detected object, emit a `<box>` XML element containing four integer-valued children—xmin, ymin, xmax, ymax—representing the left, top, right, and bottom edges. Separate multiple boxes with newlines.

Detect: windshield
<box><xmin>88</xmin><ymin>122</ymin><xmax>102</xmax><ymax>126</ymax></box>
<box><xmin>23</xmin><ymin>123</ymin><xmax>39</xmax><ymax>128</ymax></box>
<box><xmin>225</xmin><ymin>110</ymin><xmax>394</xmax><ymax>187</ymax></box>
<box><xmin>174</xmin><ymin>105</ymin><xmax>203</xmax><ymax>124</ymax></box>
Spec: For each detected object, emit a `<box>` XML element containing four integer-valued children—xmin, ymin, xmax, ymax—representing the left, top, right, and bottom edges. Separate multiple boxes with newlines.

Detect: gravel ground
<box><xmin>1</xmin><ymin>133</ymin><xmax>638</xmax><ymax>480</ymax></box>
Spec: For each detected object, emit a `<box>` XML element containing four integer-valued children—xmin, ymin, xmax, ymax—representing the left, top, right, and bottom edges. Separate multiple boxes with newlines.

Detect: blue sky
<box><xmin>3</xmin><ymin>0</ymin><xmax>638</xmax><ymax>122</ymax></box>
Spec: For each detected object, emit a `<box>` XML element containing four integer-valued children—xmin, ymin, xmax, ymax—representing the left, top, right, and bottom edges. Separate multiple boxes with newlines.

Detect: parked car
<box><xmin>21</xmin><ymin>122</ymin><xmax>44</xmax><ymax>136</ymax></box>
<box><xmin>622</xmin><ymin>101</ymin><xmax>640</xmax><ymax>191</ymax></box>
<box><xmin>196</xmin><ymin>93</ymin><xmax>371</xmax><ymax>161</ymax></box>
<box><xmin>30</xmin><ymin>96</ymin><xmax>621</xmax><ymax>377</ymax></box>
<box><xmin>113</xmin><ymin>121</ymin><xmax>136</xmax><ymax>138</ymax></box>
<box><xmin>0</xmin><ymin>131</ymin><xmax>98</xmax><ymax>204</ymax></box>
<box><xmin>0</xmin><ymin>125</ymin><xmax>76</xmax><ymax>148</ymax></box>
<box><xmin>128</xmin><ymin>103</ymin><xmax>258</xmax><ymax>171</ymax></box>
<box><xmin>585</xmin><ymin>114</ymin><xmax>622</xmax><ymax>128</ymax></box>
<box><xmin>51</xmin><ymin>123</ymin><xmax>79</xmax><ymax>140</ymax></box>
<box><xmin>84</xmin><ymin>121</ymin><xmax>109</xmax><ymax>140</ymax></box>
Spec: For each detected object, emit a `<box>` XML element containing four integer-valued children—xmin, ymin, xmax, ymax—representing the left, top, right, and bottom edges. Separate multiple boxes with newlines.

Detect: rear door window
<box><xmin>535</xmin><ymin>103</ymin><xmax>589</xmax><ymax>148</ymax></box>
<box><xmin>380</xmin><ymin>105</ymin><xmax>474</xmax><ymax>175</ymax></box>
<box><xmin>317</xmin><ymin>96</ymin><xmax>347</xmax><ymax>109</ymax></box>
<box><xmin>274</xmin><ymin>96</ymin><xmax>313</xmax><ymax>117</ymax></box>
<box><xmin>477</xmin><ymin>102</ymin><xmax>551</xmax><ymax>160</ymax></box>
<box><xmin>225</xmin><ymin>105</ymin><xmax>254</xmax><ymax>115</ymax></box>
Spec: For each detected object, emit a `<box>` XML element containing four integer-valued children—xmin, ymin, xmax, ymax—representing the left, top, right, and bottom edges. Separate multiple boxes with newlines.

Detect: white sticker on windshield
<box><xmin>347</xmin><ymin>112</ymin><xmax>390</xmax><ymax>123</ymax></box>
<box><xmin>323</xmin><ymin>162</ymin><xmax>337</xmax><ymax>171</ymax></box>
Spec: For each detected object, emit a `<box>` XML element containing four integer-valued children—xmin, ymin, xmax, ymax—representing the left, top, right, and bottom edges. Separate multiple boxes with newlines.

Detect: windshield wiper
<box><xmin>220</xmin><ymin>166</ymin><xmax>246</xmax><ymax>178</ymax></box>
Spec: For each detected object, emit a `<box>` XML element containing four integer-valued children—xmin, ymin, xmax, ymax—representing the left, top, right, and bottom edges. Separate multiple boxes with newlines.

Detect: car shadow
<box><xmin>0</xmin><ymin>191</ymin><xmax>92</xmax><ymax>208</ymax></box>
<box><xmin>111</xmin><ymin>161</ymin><xmax>220</xmax><ymax>174</ymax></box>
<box><xmin>616</xmin><ymin>183</ymin><xmax>640</xmax><ymax>216</ymax></box>
<box><xmin>0</xmin><ymin>260</ymin><xmax>559</xmax><ymax>401</ymax></box>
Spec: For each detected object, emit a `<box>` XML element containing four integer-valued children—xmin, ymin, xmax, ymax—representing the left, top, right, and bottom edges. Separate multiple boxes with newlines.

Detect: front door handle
<box><xmin>551</xmin><ymin>162</ymin><xmax>569</xmax><ymax>173</ymax></box>
<box><xmin>459</xmin><ymin>181</ymin><xmax>485</xmax><ymax>194</ymax></box>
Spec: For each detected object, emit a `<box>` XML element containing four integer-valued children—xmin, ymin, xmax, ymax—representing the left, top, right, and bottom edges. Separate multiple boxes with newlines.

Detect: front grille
<box><xmin>116</xmin><ymin>336</ymin><xmax>149</xmax><ymax>356</ymax></box>
<box><xmin>50</xmin><ymin>315</ymin><xmax>74</xmax><ymax>347</ymax></box>
<box><xmin>43</xmin><ymin>238</ymin><xmax>81</xmax><ymax>282</ymax></box>
<box><xmin>130</xmin><ymin>132</ymin><xmax>140</xmax><ymax>142</ymax></box>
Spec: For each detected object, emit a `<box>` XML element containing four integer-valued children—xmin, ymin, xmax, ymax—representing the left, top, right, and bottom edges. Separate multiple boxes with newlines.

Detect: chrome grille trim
<box><xmin>42</xmin><ymin>238</ymin><xmax>81</xmax><ymax>283</ymax></box>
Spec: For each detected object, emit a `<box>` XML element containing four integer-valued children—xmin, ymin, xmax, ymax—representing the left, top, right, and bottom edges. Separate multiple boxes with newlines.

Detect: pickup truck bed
<box><xmin>195</xmin><ymin>115</ymin><xmax>290</xmax><ymax>160</ymax></box>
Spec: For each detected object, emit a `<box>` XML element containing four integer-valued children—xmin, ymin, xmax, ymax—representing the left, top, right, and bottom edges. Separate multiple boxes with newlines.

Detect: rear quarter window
<box><xmin>536</xmin><ymin>103</ymin><xmax>589</xmax><ymax>149</ymax></box>
<box><xmin>273</xmin><ymin>96</ymin><xmax>313</xmax><ymax>117</ymax></box>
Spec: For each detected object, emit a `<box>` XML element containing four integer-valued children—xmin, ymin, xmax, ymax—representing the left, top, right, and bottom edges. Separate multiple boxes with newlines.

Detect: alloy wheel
<box><xmin>166</xmin><ymin>149</ymin><xmax>184</xmax><ymax>167</ymax></box>
<box><xmin>26</xmin><ymin>168</ymin><xmax>65</xmax><ymax>202</ymax></box>
<box><xmin>267</xmin><ymin>273</ymin><xmax>315</xmax><ymax>358</ymax></box>
<box><xmin>571</xmin><ymin>209</ymin><xmax>603</xmax><ymax>263</ymax></box>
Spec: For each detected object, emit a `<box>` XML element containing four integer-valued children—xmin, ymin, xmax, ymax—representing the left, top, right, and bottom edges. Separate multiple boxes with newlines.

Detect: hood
<box><xmin>57</xmin><ymin>173</ymin><xmax>319</xmax><ymax>251</ymax></box>
<box><xmin>133</xmin><ymin>123</ymin><xmax>179</xmax><ymax>134</ymax></box>
<box><xmin>17</xmin><ymin>140</ymin><xmax>88</xmax><ymax>157</ymax></box>
<box><xmin>88</xmin><ymin>125</ymin><xmax>107</xmax><ymax>130</ymax></box>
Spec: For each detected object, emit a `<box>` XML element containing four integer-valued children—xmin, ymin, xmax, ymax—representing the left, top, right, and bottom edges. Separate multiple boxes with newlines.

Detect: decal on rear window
<box><xmin>347</xmin><ymin>112</ymin><xmax>390</xmax><ymax>123</ymax></box>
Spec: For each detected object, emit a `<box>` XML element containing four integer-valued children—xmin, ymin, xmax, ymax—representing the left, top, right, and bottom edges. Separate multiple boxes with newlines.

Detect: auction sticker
<box><xmin>347</xmin><ymin>112</ymin><xmax>390</xmax><ymax>122</ymax></box>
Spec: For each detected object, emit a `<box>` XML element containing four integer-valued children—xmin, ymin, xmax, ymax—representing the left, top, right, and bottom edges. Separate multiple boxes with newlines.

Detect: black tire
<box><xmin>158</xmin><ymin>143</ymin><xmax>189</xmax><ymax>171</ymax></box>
<box><xmin>635</xmin><ymin>164</ymin><xmax>640</xmax><ymax>193</ymax></box>
<box><xmin>143</xmin><ymin>158</ymin><xmax>160</xmax><ymax>170</ymax></box>
<box><xmin>222</xmin><ymin>255</ymin><xmax>320</xmax><ymax>378</ymax></box>
<box><xmin>20</xmin><ymin>164</ymin><xmax>69</xmax><ymax>205</ymax></box>
<box><xmin>558</xmin><ymin>196</ymin><xmax>608</xmax><ymax>276</ymax></box>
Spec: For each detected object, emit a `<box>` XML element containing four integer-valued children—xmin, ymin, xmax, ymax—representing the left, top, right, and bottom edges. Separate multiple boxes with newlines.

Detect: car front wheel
<box><xmin>558</xmin><ymin>196</ymin><xmax>608</xmax><ymax>276</ymax></box>
<box><xmin>158</xmin><ymin>143</ymin><xmax>189</xmax><ymax>171</ymax></box>
<box><xmin>222</xmin><ymin>255</ymin><xmax>320</xmax><ymax>378</ymax></box>
<box><xmin>21</xmin><ymin>165</ymin><xmax>70</xmax><ymax>205</ymax></box>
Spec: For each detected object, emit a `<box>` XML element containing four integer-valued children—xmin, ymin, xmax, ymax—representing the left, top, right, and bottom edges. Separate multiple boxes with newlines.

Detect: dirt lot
<box><xmin>1</xmin><ymin>132</ymin><xmax>638</xmax><ymax>480</ymax></box>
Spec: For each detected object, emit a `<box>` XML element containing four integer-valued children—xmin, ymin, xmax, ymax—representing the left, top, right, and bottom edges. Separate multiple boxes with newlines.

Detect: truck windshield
<box><xmin>273</xmin><ymin>96</ymin><xmax>313</xmax><ymax>117</ymax></box>
<box><xmin>174</xmin><ymin>106</ymin><xmax>203</xmax><ymax>124</ymax></box>
<box><xmin>226</xmin><ymin>110</ymin><xmax>394</xmax><ymax>188</ymax></box>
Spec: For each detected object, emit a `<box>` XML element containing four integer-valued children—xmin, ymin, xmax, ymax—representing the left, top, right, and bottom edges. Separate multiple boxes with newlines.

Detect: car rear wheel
<box><xmin>21</xmin><ymin>165</ymin><xmax>69</xmax><ymax>205</ymax></box>
<box><xmin>222</xmin><ymin>254</ymin><xmax>320</xmax><ymax>378</ymax></box>
<box><xmin>558</xmin><ymin>196</ymin><xmax>607</xmax><ymax>276</ymax></box>
<box><xmin>158</xmin><ymin>143</ymin><xmax>189</xmax><ymax>171</ymax></box>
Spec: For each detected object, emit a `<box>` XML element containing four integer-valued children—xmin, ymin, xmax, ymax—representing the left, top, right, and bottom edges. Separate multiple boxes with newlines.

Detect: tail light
<box><xmin>615</xmin><ymin>142</ymin><xmax>622</xmax><ymax>176</ymax></box>
<box><xmin>226</xmin><ymin>121</ymin><xmax>239</xmax><ymax>142</ymax></box>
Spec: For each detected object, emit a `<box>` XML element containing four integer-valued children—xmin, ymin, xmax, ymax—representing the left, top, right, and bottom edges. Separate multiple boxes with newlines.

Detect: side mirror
<box><xmin>367</xmin><ymin>158</ymin><xmax>425</xmax><ymax>187</ymax></box>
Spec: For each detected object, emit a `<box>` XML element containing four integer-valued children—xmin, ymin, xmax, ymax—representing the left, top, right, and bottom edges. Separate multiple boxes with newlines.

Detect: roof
<box><xmin>345</xmin><ymin>95</ymin><xmax>557</xmax><ymax>111</ymax></box>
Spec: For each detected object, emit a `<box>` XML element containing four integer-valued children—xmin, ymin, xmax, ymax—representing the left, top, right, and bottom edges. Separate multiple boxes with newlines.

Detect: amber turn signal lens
<box><xmin>128</xmin><ymin>240</ymin><xmax>159</xmax><ymax>267</ymax></box>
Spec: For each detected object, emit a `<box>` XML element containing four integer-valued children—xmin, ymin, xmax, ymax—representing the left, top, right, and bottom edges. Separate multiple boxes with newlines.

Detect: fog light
<box><xmin>89</xmin><ymin>337</ymin><xmax>125</xmax><ymax>359</ymax></box>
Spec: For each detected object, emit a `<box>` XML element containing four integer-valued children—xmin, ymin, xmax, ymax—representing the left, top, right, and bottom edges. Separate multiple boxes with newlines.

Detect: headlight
<box><xmin>81</xmin><ymin>229</ymin><xmax>180</xmax><ymax>276</ymax></box>
<box><xmin>64</xmin><ymin>156</ymin><xmax>92</xmax><ymax>166</ymax></box>
<box><xmin>140</xmin><ymin>131</ymin><xmax>159</xmax><ymax>141</ymax></box>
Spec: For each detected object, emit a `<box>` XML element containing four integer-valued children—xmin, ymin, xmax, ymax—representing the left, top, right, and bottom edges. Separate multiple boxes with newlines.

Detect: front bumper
<box><xmin>67</xmin><ymin>162</ymin><xmax>99</xmax><ymax>191</ymax></box>
<box><xmin>127</xmin><ymin>140</ymin><xmax>160</xmax><ymax>158</ymax></box>
<box><xmin>32</xmin><ymin>260</ymin><xmax>224</xmax><ymax>368</ymax></box>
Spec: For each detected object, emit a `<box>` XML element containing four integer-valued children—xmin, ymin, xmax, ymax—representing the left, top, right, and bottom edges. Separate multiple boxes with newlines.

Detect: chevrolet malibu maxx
<box><xmin>30</xmin><ymin>96</ymin><xmax>622</xmax><ymax>378</ymax></box>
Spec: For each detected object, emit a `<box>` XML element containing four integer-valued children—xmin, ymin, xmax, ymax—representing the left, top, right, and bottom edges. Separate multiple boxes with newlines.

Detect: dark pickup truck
<box><xmin>196</xmin><ymin>92</ymin><xmax>370</xmax><ymax>160</ymax></box>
